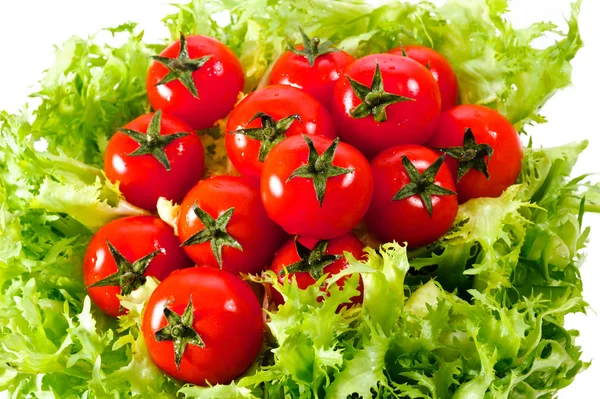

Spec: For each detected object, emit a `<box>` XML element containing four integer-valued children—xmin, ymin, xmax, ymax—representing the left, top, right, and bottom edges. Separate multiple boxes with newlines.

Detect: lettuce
<box><xmin>0</xmin><ymin>0</ymin><xmax>595</xmax><ymax>398</ymax></box>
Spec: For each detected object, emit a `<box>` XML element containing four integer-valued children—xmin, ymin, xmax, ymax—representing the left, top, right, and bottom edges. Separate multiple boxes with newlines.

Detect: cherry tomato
<box><xmin>142</xmin><ymin>267</ymin><xmax>263</xmax><ymax>385</ymax></box>
<box><xmin>366</xmin><ymin>145</ymin><xmax>458</xmax><ymax>248</ymax></box>
<box><xmin>226</xmin><ymin>85</ymin><xmax>337</xmax><ymax>179</ymax></box>
<box><xmin>269</xmin><ymin>29</ymin><xmax>355</xmax><ymax>111</ymax></box>
<box><xmin>83</xmin><ymin>216</ymin><xmax>192</xmax><ymax>317</ymax></box>
<box><xmin>147</xmin><ymin>34</ymin><xmax>244</xmax><ymax>130</ymax></box>
<box><xmin>261</xmin><ymin>135</ymin><xmax>373</xmax><ymax>239</ymax></box>
<box><xmin>177</xmin><ymin>176</ymin><xmax>283</xmax><ymax>274</ymax></box>
<box><xmin>269</xmin><ymin>234</ymin><xmax>365</xmax><ymax>306</ymax></box>
<box><xmin>104</xmin><ymin>111</ymin><xmax>204</xmax><ymax>210</ymax></box>
<box><xmin>427</xmin><ymin>104</ymin><xmax>523</xmax><ymax>203</ymax></box>
<box><xmin>331</xmin><ymin>53</ymin><xmax>441</xmax><ymax>158</ymax></box>
<box><xmin>388</xmin><ymin>45</ymin><xmax>459</xmax><ymax>111</ymax></box>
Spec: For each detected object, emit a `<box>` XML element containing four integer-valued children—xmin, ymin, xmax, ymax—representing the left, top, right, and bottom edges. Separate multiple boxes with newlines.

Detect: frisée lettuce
<box><xmin>0</xmin><ymin>0</ymin><xmax>595</xmax><ymax>398</ymax></box>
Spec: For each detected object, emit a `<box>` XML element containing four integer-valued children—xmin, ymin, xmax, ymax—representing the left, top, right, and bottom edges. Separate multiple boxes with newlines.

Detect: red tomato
<box><xmin>389</xmin><ymin>45</ymin><xmax>459</xmax><ymax>111</ymax></box>
<box><xmin>226</xmin><ymin>85</ymin><xmax>337</xmax><ymax>179</ymax></box>
<box><xmin>104</xmin><ymin>111</ymin><xmax>204</xmax><ymax>210</ymax></box>
<box><xmin>83</xmin><ymin>216</ymin><xmax>192</xmax><ymax>317</ymax></box>
<box><xmin>177</xmin><ymin>176</ymin><xmax>283</xmax><ymax>274</ymax></box>
<box><xmin>269</xmin><ymin>234</ymin><xmax>365</xmax><ymax>306</ymax></box>
<box><xmin>366</xmin><ymin>145</ymin><xmax>458</xmax><ymax>248</ymax></box>
<box><xmin>147</xmin><ymin>34</ymin><xmax>244</xmax><ymax>130</ymax></box>
<box><xmin>261</xmin><ymin>135</ymin><xmax>373</xmax><ymax>239</ymax></box>
<box><xmin>269</xmin><ymin>29</ymin><xmax>355</xmax><ymax>111</ymax></box>
<box><xmin>142</xmin><ymin>267</ymin><xmax>263</xmax><ymax>385</ymax></box>
<box><xmin>427</xmin><ymin>104</ymin><xmax>523</xmax><ymax>203</ymax></box>
<box><xmin>331</xmin><ymin>53</ymin><xmax>441</xmax><ymax>158</ymax></box>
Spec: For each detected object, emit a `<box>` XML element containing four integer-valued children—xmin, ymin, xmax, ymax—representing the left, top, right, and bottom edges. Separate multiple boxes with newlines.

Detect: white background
<box><xmin>0</xmin><ymin>1</ymin><xmax>598</xmax><ymax>397</ymax></box>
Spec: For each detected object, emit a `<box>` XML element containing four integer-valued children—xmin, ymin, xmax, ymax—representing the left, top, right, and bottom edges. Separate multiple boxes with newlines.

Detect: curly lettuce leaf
<box><xmin>0</xmin><ymin>112</ymin><xmax>147</xmax><ymax>232</ymax></box>
<box><xmin>31</xmin><ymin>23</ymin><xmax>157</xmax><ymax>166</ymax></box>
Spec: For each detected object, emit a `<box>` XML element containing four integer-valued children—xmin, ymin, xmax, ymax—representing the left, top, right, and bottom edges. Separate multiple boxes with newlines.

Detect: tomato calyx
<box><xmin>155</xmin><ymin>296</ymin><xmax>205</xmax><ymax>370</ymax></box>
<box><xmin>180</xmin><ymin>202</ymin><xmax>243</xmax><ymax>268</ymax></box>
<box><xmin>287</xmin><ymin>27</ymin><xmax>337</xmax><ymax>67</ymax></box>
<box><xmin>117</xmin><ymin>110</ymin><xmax>190</xmax><ymax>171</ymax></box>
<box><xmin>347</xmin><ymin>63</ymin><xmax>415</xmax><ymax>122</ymax></box>
<box><xmin>393</xmin><ymin>155</ymin><xmax>456</xmax><ymax>217</ymax></box>
<box><xmin>88</xmin><ymin>240</ymin><xmax>160</xmax><ymax>296</ymax></box>
<box><xmin>280</xmin><ymin>238</ymin><xmax>341</xmax><ymax>281</ymax></box>
<box><xmin>232</xmin><ymin>112</ymin><xmax>301</xmax><ymax>162</ymax></box>
<box><xmin>434</xmin><ymin>128</ymin><xmax>494</xmax><ymax>181</ymax></box>
<box><xmin>151</xmin><ymin>33</ymin><xmax>212</xmax><ymax>98</ymax></box>
<box><xmin>288</xmin><ymin>136</ymin><xmax>354</xmax><ymax>206</ymax></box>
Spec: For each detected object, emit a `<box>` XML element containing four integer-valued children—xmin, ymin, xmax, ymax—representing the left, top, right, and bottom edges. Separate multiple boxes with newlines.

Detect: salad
<box><xmin>0</xmin><ymin>0</ymin><xmax>598</xmax><ymax>398</ymax></box>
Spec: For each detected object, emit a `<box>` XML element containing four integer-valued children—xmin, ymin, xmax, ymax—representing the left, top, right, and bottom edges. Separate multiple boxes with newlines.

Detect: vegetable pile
<box><xmin>1</xmin><ymin>0</ymin><xmax>598</xmax><ymax>398</ymax></box>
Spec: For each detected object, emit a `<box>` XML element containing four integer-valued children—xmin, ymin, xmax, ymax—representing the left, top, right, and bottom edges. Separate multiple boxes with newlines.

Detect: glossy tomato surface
<box><xmin>83</xmin><ymin>216</ymin><xmax>192</xmax><ymax>317</ymax></box>
<box><xmin>261</xmin><ymin>135</ymin><xmax>373</xmax><ymax>239</ymax></box>
<box><xmin>427</xmin><ymin>104</ymin><xmax>523</xmax><ymax>203</ymax></box>
<box><xmin>104</xmin><ymin>112</ymin><xmax>204</xmax><ymax>210</ymax></box>
<box><xmin>269</xmin><ymin>46</ymin><xmax>355</xmax><ymax>111</ymax></box>
<box><xmin>366</xmin><ymin>145</ymin><xmax>458</xmax><ymax>248</ymax></box>
<box><xmin>331</xmin><ymin>53</ymin><xmax>441</xmax><ymax>158</ymax></box>
<box><xmin>226</xmin><ymin>85</ymin><xmax>337</xmax><ymax>179</ymax></box>
<box><xmin>142</xmin><ymin>267</ymin><xmax>263</xmax><ymax>385</ymax></box>
<box><xmin>177</xmin><ymin>176</ymin><xmax>283</xmax><ymax>274</ymax></box>
<box><xmin>147</xmin><ymin>35</ymin><xmax>244</xmax><ymax>130</ymax></box>
<box><xmin>389</xmin><ymin>45</ymin><xmax>459</xmax><ymax>111</ymax></box>
<box><xmin>269</xmin><ymin>233</ymin><xmax>365</xmax><ymax>306</ymax></box>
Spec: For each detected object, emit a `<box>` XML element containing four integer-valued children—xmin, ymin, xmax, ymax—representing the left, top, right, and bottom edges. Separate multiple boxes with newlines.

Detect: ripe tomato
<box><xmin>104</xmin><ymin>111</ymin><xmax>204</xmax><ymax>210</ymax></box>
<box><xmin>388</xmin><ymin>45</ymin><xmax>459</xmax><ymax>111</ymax></box>
<box><xmin>142</xmin><ymin>267</ymin><xmax>263</xmax><ymax>385</ymax></box>
<box><xmin>269</xmin><ymin>234</ymin><xmax>365</xmax><ymax>306</ymax></box>
<box><xmin>366</xmin><ymin>145</ymin><xmax>458</xmax><ymax>248</ymax></box>
<box><xmin>261</xmin><ymin>135</ymin><xmax>373</xmax><ymax>239</ymax></box>
<box><xmin>83</xmin><ymin>216</ymin><xmax>192</xmax><ymax>317</ymax></box>
<box><xmin>331</xmin><ymin>53</ymin><xmax>441</xmax><ymax>158</ymax></box>
<box><xmin>226</xmin><ymin>85</ymin><xmax>337</xmax><ymax>179</ymax></box>
<box><xmin>269</xmin><ymin>28</ymin><xmax>355</xmax><ymax>111</ymax></box>
<box><xmin>147</xmin><ymin>34</ymin><xmax>244</xmax><ymax>130</ymax></box>
<box><xmin>177</xmin><ymin>176</ymin><xmax>283</xmax><ymax>274</ymax></box>
<box><xmin>427</xmin><ymin>104</ymin><xmax>523</xmax><ymax>203</ymax></box>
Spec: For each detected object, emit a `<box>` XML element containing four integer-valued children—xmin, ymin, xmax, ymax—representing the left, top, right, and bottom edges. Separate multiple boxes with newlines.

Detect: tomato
<box><xmin>269</xmin><ymin>233</ymin><xmax>365</xmax><ymax>306</ymax></box>
<box><xmin>226</xmin><ymin>85</ymin><xmax>337</xmax><ymax>179</ymax></box>
<box><xmin>147</xmin><ymin>34</ymin><xmax>244</xmax><ymax>130</ymax></box>
<box><xmin>261</xmin><ymin>135</ymin><xmax>373</xmax><ymax>239</ymax></box>
<box><xmin>104</xmin><ymin>111</ymin><xmax>204</xmax><ymax>210</ymax></box>
<box><xmin>427</xmin><ymin>104</ymin><xmax>523</xmax><ymax>203</ymax></box>
<box><xmin>142</xmin><ymin>267</ymin><xmax>263</xmax><ymax>385</ymax></box>
<box><xmin>388</xmin><ymin>45</ymin><xmax>459</xmax><ymax>111</ymax></box>
<box><xmin>177</xmin><ymin>176</ymin><xmax>283</xmax><ymax>274</ymax></box>
<box><xmin>83</xmin><ymin>216</ymin><xmax>192</xmax><ymax>317</ymax></box>
<box><xmin>366</xmin><ymin>145</ymin><xmax>458</xmax><ymax>248</ymax></box>
<box><xmin>331</xmin><ymin>53</ymin><xmax>441</xmax><ymax>158</ymax></box>
<box><xmin>269</xmin><ymin>28</ymin><xmax>355</xmax><ymax>111</ymax></box>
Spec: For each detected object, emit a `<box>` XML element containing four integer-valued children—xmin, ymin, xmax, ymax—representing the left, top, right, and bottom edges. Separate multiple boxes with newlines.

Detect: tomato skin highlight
<box><xmin>104</xmin><ymin>112</ymin><xmax>204</xmax><ymax>210</ymax></box>
<box><xmin>269</xmin><ymin>233</ymin><xmax>365</xmax><ymax>306</ymax></box>
<box><xmin>147</xmin><ymin>35</ymin><xmax>244</xmax><ymax>130</ymax></box>
<box><xmin>366</xmin><ymin>145</ymin><xmax>458</xmax><ymax>249</ymax></box>
<box><xmin>177</xmin><ymin>176</ymin><xmax>283</xmax><ymax>274</ymax></box>
<box><xmin>269</xmin><ymin>46</ymin><xmax>355</xmax><ymax>111</ymax></box>
<box><xmin>427</xmin><ymin>104</ymin><xmax>523</xmax><ymax>203</ymax></box>
<box><xmin>261</xmin><ymin>135</ymin><xmax>374</xmax><ymax>240</ymax></box>
<box><xmin>83</xmin><ymin>216</ymin><xmax>192</xmax><ymax>317</ymax></box>
<box><xmin>226</xmin><ymin>85</ymin><xmax>337</xmax><ymax>179</ymax></box>
<box><xmin>388</xmin><ymin>45</ymin><xmax>459</xmax><ymax>111</ymax></box>
<box><xmin>331</xmin><ymin>53</ymin><xmax>441</xmax><ymax>159</ymax></box>
<box><xmin>142</xmin><ymin>267</ymin><xmax>263</xmax><ymax>386</ymax></box>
